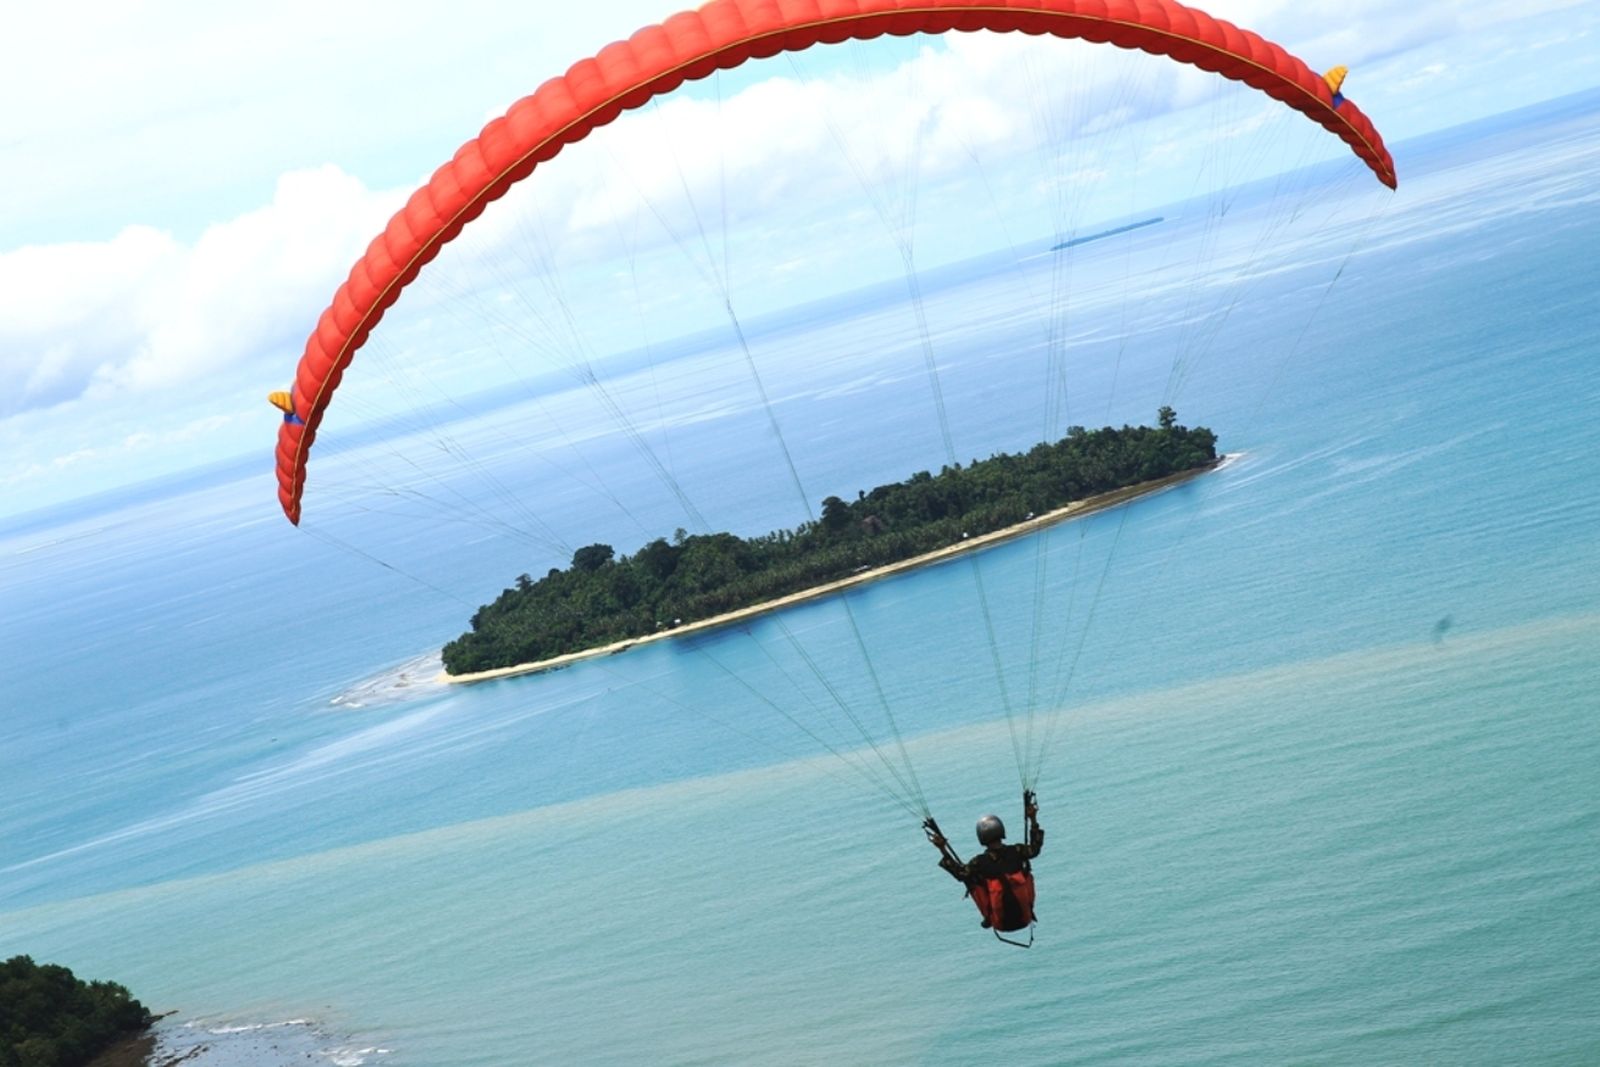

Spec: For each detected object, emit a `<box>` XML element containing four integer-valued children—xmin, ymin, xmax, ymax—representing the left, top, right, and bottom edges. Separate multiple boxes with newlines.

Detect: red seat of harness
<box><xmin>972</xmin><ymin>870</ymin><xmax>1036</xmax><ymax>932</ymax></box>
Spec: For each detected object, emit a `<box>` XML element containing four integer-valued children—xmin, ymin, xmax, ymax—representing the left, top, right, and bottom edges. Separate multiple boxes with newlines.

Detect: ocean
<box><xmin>3</xmin><ymin>91</ymin><xmax>1599</xmax><ymax>1065</ymax></box>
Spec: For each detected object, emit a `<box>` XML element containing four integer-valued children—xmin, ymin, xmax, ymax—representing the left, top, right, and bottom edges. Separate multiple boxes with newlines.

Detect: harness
<box><xmin>925</xmin><ymin>792</ymin><xmax>1039</xmax><ymax>948</ymax></box>
<box><xmin>973</xmin><ymin>866</ymin><xmax>1037</xmax><ymax>946</ymax></box>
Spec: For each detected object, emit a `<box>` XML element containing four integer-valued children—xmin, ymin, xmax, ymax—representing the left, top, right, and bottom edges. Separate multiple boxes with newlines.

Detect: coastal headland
<box><xmin>442</xmin><ymin>457</ymin><xmax>1225</xmax><ymax>685</ymax></box>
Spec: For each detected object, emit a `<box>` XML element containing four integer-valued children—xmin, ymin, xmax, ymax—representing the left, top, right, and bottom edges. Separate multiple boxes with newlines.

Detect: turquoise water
<box><xmin>4</xmin><ymin>93</ymin><xmax>1600</xmax><ymax>1064</ymax></box>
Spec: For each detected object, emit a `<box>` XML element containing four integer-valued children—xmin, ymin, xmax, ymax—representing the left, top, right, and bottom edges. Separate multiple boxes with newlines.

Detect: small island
<box><xmin>1</xmin><ymin>955</ymin><xmax>153</xmax><ymax>1067</ymax></box>
<box><xmin>1052</xmin><ymin>216</ymin><xmax>1163</xmax><ymax>250</ymax></box>
<box><xmin>443</xmin><ymin>408</ymin><xmax>1217</xmax><ymax>680</ymax></box>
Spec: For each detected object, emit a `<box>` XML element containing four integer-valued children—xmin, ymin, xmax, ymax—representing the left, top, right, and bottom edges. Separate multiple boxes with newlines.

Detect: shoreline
<box><xmin>87</xmin><ymin>1014</ymin><xmax>359</xmax><ymax>1067</ymax></box>
<box><xmin>443</xmin><ymin>456</ymin><xmax>1230</xmax><ymax>685</ymax></box>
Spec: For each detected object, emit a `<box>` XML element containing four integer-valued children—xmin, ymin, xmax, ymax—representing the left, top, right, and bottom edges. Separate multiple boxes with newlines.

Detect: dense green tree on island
<box><xmin>0</xmin><ymin>956</ymin><xmax>152</xmax><ymax>1067</ymax></box>
<box><xmin>442</xmin><ymin>411</ymin><xmax>1218</xmax><ymax>675</ymax></box>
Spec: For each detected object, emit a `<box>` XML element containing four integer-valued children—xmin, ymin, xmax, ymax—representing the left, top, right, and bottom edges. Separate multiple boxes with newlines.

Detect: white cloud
<box><xmin>4</xmin><ymin>0</ymin><xmax>1597</xmax><ymax>518</ymax></box>
<box><xmin>0</xmin><ymin>0</ymin><xmax>683</xmax><ymax>247</ymax></box>
<box><xmin>1392</xmin><ymin>62</ymin><xmax>1452</xmax><ymax>92</ymax></box>
<box><xmin>0</xmin><ymin>412</ymin><xmax>252</xmax><ymax>495</ymax></box>
<box><xmin>454</xmin><ymin>30</ymin><xmax>1208</xmax><ymax>272</ymax></box>
<box><xmin>102</xmin><ymin>166</ymin><xmax>402</xmax><ymax>397</ymax></box>
<box><xmin>0</xmin><ymin>227</ymin><xmax>178</xmax><ymax>413</ymax></box>
<box><xmin>5</xmin><ymin>3</ymin><xmax>1576</xmax><ymax>411</ymax></box>
<box><xmin>0</xmin><ymin>166</ymin><xmax>399</xmax><ymax>418</ymax></box>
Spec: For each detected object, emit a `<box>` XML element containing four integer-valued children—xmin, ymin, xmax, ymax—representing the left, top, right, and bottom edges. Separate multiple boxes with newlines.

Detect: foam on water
<box><xmin>146</xmin><ymin>1017</ymin><xmax>391</xmax><ymax>1067</ymax></box>
<box><xmin>329</xmin><ymin>652</ymin><xmax>448</xmax><ymax>710</ymax></box>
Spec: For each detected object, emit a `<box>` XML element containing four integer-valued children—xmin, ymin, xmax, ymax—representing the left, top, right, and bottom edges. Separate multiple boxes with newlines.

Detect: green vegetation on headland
<box><xmin>1</xmin><ymin>956</ymin><xmax>152</xmax><ymax>1067</ymax></box>
<box><xmin>442</xmin><ymin>408</ymin><xmax>1216</xmax><ymax>676</ymax></box>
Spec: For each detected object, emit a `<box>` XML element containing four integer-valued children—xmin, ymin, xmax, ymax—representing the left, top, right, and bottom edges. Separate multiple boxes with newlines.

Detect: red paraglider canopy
<box><xmin>275</xmin><ymin>0</ymin><xmax>1396</xmax><ymax>524</ymax></box>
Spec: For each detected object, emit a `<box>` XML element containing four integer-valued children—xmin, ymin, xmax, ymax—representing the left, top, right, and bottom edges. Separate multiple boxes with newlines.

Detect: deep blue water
<box><xmin>3</xmin><ymin>94</ymin><xmax>1599</xmax><ymax>1065</ymax></box>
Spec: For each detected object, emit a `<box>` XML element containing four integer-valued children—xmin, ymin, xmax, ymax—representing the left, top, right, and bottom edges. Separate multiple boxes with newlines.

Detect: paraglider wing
<box><xmin>274</xmin><ymin>0</ymin><xmax>1396</xmax><ymax>524</ymax></box>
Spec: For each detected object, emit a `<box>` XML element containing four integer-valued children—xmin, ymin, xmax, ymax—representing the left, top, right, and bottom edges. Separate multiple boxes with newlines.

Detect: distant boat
<box><xmin>1052</xmin><ymin>216</ymin><xmax>1164</xmax><ymax>251</ymax></box>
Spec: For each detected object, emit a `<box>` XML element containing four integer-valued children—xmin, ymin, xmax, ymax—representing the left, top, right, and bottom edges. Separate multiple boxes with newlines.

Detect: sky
<box><xmin>3</xmin><ymin>0</ymin><xmax>1597</xmax><ymax>520</ymax></box>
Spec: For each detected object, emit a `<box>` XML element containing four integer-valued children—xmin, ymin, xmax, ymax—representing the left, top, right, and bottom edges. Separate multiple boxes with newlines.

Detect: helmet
<box><xmin>976</xmin><ymin>814</ymin><xmax>1006</xmax><ymax>846</ymax></box>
